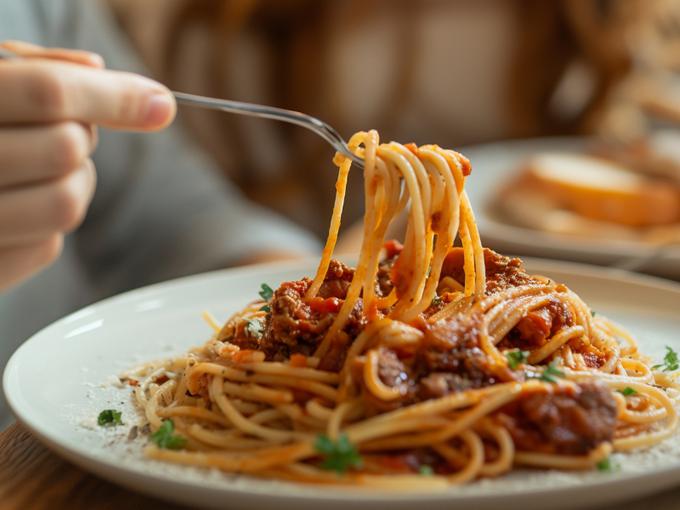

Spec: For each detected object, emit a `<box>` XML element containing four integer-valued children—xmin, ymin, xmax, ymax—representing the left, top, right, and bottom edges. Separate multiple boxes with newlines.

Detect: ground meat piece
<box><xmin>568</xmin><ymin>339</ymin><xmax>606</xmax><ymax>369</ymax></box>
<box><xmin>316</xmin><ymin>332</ymin><xmax>352</xmax><ymax>372</ymax></box>
<box><xmin>247</xmin><ymin>261</ymin><xmax>365</xmax><ymax>365</ymax></box>
<box><xmin>442</xmin><ymin>248</ymin><xmax>543</xmax><ymax>295</ymax></box>
<box><xmin>318</xmin><ymin>259</ymin><xmax>354</xmax><ymax>299</ymax></box>
<box><xmin>354</xmin><ymin>347</ymin><xmax>414</xmax><ymax>413</ymax></box>
<box><xmin>415</xmin><ymin>311</ymin><xmax>515</xmax><ymax>398</ymax></box>
<box><xmin>225</xmin><ymin>260</ymin><xmax>364</xmax><ymax>363</ymax></box>
<box><xmin>260</xmin><ymin>278</ymin><xmax>326</xmax><ymax>357</ymax></box>
<box><xmin>514</xmin><ymin>307</ymin><xmax>553</xmax><ymax>347</ymax></box>
<box><xmin>419</xmin><ymin>372</ymin><xmax>479</xmax><ymax>398</ymax></box>
<box><xmin>499</xmin><ymin>299</ymin><xmax>574</xmax><ymax>351</ymax></box>
<box><xmin>376</xmin><ymin>347</ymin><xmax>410</xmax><ymax>389</ymax></box>
<box><xmin>376</xmin><ymin>240</ymin><xmax>403</xmax><ymax>297</ymax></box>
<box><xmin>497</xmin><ymin>382</ymin><xmax>617</xmax><ymax>455</ymax></box>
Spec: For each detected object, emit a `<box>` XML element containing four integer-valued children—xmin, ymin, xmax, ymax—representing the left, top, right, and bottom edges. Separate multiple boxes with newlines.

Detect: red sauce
<box><xmin>308</xmin><ymin>296</ymin><xmax>342</xmax><ymax>314</ymax></box>
<box><xmin>459</xmin><ymin>154</ymin><xmax>472</xmax><ymax>176</ymax></box>
<box><xmin>232</xmin><ymin>349</ymin><xmax>259</xmax><ymax>363</ymax></box>
<box><xmin>289</xmin><ymin>353</ymin><xmax>307</xmax><ymax>368</ymax></box>
<box><xmin>404</xmin><ymin>143</ymin><xmax>419</xmax><ymax>156</ymax></box>
<box><xmin>383</xmin><ymin>239</ymin><xmax>404</xmax><ymax>259</ymax></box>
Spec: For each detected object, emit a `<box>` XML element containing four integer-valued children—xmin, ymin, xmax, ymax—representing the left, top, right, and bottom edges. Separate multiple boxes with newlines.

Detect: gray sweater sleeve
<box><xmin>16</xmin><ymin>0</ymin><xmax>321</xmax><ymax>289</ymax></box>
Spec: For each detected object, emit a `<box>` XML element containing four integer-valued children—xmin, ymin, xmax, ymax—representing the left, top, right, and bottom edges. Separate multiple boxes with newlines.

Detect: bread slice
<box><xmin>498</xmin><ymin>187</ymin><xmax>640</xmax><ymax>240</ymax></box>
<box><xmin>517</xmin><ymin>153</ymin><xmax>680</xmax><ymax>227</ymax></box>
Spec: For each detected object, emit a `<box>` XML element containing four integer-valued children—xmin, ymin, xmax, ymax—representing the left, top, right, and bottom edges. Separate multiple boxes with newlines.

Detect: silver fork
<box><xmin>0</xmin><ymin>47</ymin><xmax>364</xmax><ymax>168</ymax></box>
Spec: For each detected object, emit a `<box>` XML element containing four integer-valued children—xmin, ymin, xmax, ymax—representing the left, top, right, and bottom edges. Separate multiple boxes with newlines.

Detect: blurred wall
<box><xmin>108</xmin><ymin>0</ymin><xmax>659</xmax><ymax>237</ymax></box>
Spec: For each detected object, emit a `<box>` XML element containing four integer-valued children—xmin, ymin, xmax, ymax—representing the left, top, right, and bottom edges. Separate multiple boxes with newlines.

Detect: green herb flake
<box><xmin>259</xmin><ymin>283</ymin><xmax>274</xmax><ymax>301</ymax></box>
<box><xmin>617</xmin><ymin>387</ymin><xmax>637</xmax><ymax>396</ymax></box>
<box><xmin>97</xmin><ymin>409</ymin><xmax>123</xmax><ymax>427</ymax></box>
<box><xmin>539</xmin><ymin>361</ymin><xmax>565</xmax><ymax>383</ymax></box>
<box><xmin>505</xmin><ymin>349</ymin><xmax>529</xmax><ymax>370</ymax></box>
<box><xmin>419</xmin><ymin>465</ymin><xmax>434</xmax><ymax>476</ymax></box>
<box><xmin>259</xmin><ymin>304</ymin><xmax>271</xmax><ymax>313</ymax></box>
<box><xmin>245</xmin><ymin>318</ymin><xmax>265</xmax><ymax>339</ymax></box>
<box><xmin>652</xmin><ymin>346</ymin><xmax>679</xmax><ymax>372</ymax></box>
<box><xmin>314</xmin><ymin>434</ymin><xmax>363</xmax><ymax>474</ymax></box>
<box><xmin>591</xmin><ymin>310</ymin><xmax>597</xmax><ymax>317</ymax></box>
<box><xmin>431</xmin><ymin>296</ymin><xmax>443</xmax><ymax>308</ymax></box>
<box><xmin>596</xmin><ymin>457</ymin><xmax>618</xmax><ymax>472</ymax></box>
<box><xmin>151</xmin><ymin>419</ymin><xmax>187</xmax><ymax>450</ymax></box>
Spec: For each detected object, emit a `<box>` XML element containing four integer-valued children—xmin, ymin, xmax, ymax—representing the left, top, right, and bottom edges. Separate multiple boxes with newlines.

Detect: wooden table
<box><xmin>2</xmin><ymin>421</ymin><xmax>680</xmax><ymax>509</ymax></box>
<box><xmin>0</xmin><ymin>423</ymin><xmax>187</xmax><ymax>510</ymax></box>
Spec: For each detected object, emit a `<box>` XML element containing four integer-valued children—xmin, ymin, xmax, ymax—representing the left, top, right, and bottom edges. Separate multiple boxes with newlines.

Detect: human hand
<box><xmin>0</xmin><ymin>40</ymin><xmax>176</xmax><ymax>290</ymax></box>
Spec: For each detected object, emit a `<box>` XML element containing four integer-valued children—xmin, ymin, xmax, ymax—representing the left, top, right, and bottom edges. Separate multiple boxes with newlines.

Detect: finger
<box><xmin>0</xmin><ymin>122</ymin><xmax>95</xmax><ymax>186</ymax></box>
<box><xmin>0</xmin><ymin>235</ymin><xmax>63</xmax><ymax>291</ymax></box>
<box><xmin>0</xmin><ymin>60</ymin><xmax>176</xmax><ymax>130</ymax></box>
<box><xmin>1</xmin><ymin>40</ymin><xmax>104</xmax><ymax>68</ymax></box>
<box><xmin>0</xmin><ymin>159</ymin><xmax>96</xmax><ymax>245</ymax></box>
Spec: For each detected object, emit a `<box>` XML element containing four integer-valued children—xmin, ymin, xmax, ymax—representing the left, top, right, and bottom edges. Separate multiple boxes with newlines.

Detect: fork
<box><xmin>0</xmin><ymin>46</ymin><xmax>364</xmax><ymax>169</ymax></box>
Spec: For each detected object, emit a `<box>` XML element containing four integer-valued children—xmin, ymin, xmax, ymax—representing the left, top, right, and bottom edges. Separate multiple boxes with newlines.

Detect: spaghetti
<box><xmin>127</xmin><ymin>131</ymin><xmax>679</xmax><ymax>488</ymax></box>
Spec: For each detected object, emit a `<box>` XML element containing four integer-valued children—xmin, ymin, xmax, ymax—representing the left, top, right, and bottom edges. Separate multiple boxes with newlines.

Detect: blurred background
<box><xmin>108</xmin><ymin>0</ymin><xmax>680</xmax><ymax>274</ymax></box>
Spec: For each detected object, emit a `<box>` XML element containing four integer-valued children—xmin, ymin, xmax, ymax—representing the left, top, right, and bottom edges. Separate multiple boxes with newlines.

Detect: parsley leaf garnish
<box><xmin>259</xmin><ymin>283</ymin><xmax>274</xmax><ymax>301</ymax></box>
<box><xmin>314</xmin><ymin>434</ymin><xmax>363</xmax><ymax>474</ymax></box>
<box><xmin>258</xmin><ymin>283</ymin><xmax>274</xmax><ymax>312</ymax></box>
<box><xmin>505</xmin><ymin>349</ymin><xmax>529</xmax><ymax>370</ymax></box>
<box><xmin>431</xmin><ymin>296</ymin><xmax>443</xmax><ymax>308</ymax></box>
<box><xmin>539</xmin><ymin>361</ymin><xmax>565</xmax><ymax>383</ymax></box>
<box><xmin>652</xmin><ymin>346</ymin><xmax>679</xmax><ymax>372</ymax></box>
<box><xmin>245</xmin><ymin>318</ymin><xmax>264</xmax><ymax>339</ymax></box>
<box><xmin>596</xmin><ymin>457</ymin><xmax>618</xmax><ymax>472</ymax></box>
<box><xmin>591</xmin><ymin>310</ymin><xmax>597</xmax><ymax>317</ymax></box>
<box><xmin>617</xmin><ymin>387</ymin><xmax>637</xmax><ymax>396</ymax></box>
<box><xmin>419</xmin><ymin>465</ymin><xmax>434</xmax><ymax>476</ymax></box>
<box><xmin>97</xmin><ymin>409</ymin><xmax>123</xmax><ymax>427</ymax></box>
<box><xmin>151</xmin><ymin>419</ymin><xmax>187</xmax><ymax>450</ymax></box>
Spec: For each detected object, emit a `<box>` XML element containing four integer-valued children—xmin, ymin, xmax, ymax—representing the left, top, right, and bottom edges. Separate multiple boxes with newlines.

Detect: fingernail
<box><xmin>143</xmin><ymin>93</ymin><xmax>175</xmax><ymax>127</ymax></box>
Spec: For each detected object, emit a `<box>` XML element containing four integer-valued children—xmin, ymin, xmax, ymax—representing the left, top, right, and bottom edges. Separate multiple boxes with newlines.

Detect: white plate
<box><xmin>462</xmin><ymin>136</ymin><xmax>680</xmax><ymax>278</ymax></box>
<box><xmin>5</xmin><ymin>259</ymin><xmax>680</xmax><ymax>510</ymax></box>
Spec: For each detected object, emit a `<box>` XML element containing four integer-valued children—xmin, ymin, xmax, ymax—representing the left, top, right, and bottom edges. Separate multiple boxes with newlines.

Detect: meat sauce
<box><xmin>497</xmin><ymin>382</ymin><xmax>617</xmax><ymax>455</ymax></box>
<box><xmin>441</xmin><ymin>247</ymin><xmax>543</xmax><ymax>295</ymax></box>
<box><xmin>223</xmin><ymin>241</ymin><xmax>617</xmax><ymax>454</ymax></box>
<box><xmin>228</xmin><ymin>260</ymin><xmax>365</xmax><ymax>370</ymax></box>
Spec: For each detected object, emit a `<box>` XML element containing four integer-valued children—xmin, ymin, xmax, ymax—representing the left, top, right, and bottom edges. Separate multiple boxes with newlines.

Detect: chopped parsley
<box><xmin>590</xmin><ymin>310</ymin><xmax>597</xmax><ymax>317</ymax></box>
<box><xmin>652</xmin><ymin>346</ymin><xmax>679</xmax><ymax>372</ymax></box>
<box><xmin>259</xmin><ymin>283</ymin><xmax>274</xmax><ymax>301</ymax></box>
<box><xmin>505</xmin><ymin>349</ymin><xmax>529</xmax><ymax>370</ymax></box>
<box><xmin>596</xmin><ymin>457</ymin><xmax>618</xmax><ymax>472</ymax></box>
<box><xmin>259</xmin><ymin>283</ymin><xmax>274</xmax><ymax>312</ymax></box>
<box><xmin>245</xmin><ymin>318</ymin><xmax>265</xmax><ymax>339</ymax></box>
<box><xmin>418</xmin><ymin>465</ymin><xmax>434</xmax><ymax>476</ymax></box>
<box><xmin>538</xmin><ymin>361</ymin><xmax>565</xmax><ymax>383</ymax></box>
<box><xmin>431</xmin><ymin>295</ymin><xmax>443</xmax><ymax>307</ymax></box>
<box><xmin>314</xmin><ymin>434</ymin><xmax>363</xmax><ymax>474</ymax></box>
<box><xmin>617</xmin><ymin>387</ymin><xmax>637</xmax><ymax>396</ymax></box>
<box><xmin>151</xmin><ymin>419</ymin><xmax>187</xmax><ymax>450</ymax></box>
<box><xmin>97</xmin><ymin>409</ymin><xmax>123</xmax><ymax>427</ymax></box>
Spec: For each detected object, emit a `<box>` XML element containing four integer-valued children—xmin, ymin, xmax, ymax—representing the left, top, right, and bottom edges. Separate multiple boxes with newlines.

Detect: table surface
<box><xmin>2</xmin><ymin>422</ymin><xmax>680</xmax><ymax>510</ymax></box>
<box><xmin>0</xmin><ymin>423</ymin><xmax>188</xmax><ymax>509</ymax></box>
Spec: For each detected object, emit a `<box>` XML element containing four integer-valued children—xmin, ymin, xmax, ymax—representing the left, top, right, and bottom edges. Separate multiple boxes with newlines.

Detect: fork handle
<box><xmin>172</xmin><ymin>92</ymin><xmax>362</xmax><ymax>167</ymax></box>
